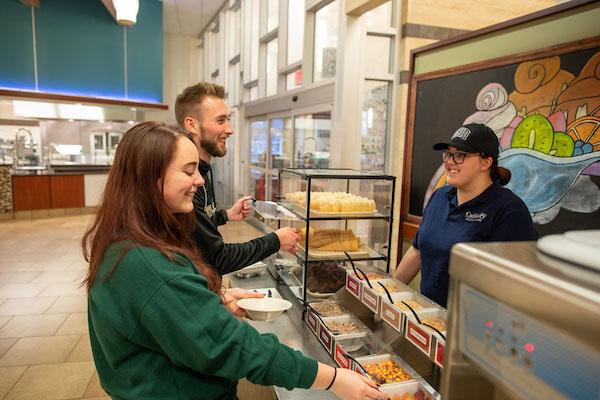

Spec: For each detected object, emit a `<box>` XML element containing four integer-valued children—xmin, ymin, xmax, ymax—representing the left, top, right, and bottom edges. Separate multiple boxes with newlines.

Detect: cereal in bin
<box><xmin>363</xmin><ymin>360</ymin><xmax>413</xmax><ymax>385</ymax></box>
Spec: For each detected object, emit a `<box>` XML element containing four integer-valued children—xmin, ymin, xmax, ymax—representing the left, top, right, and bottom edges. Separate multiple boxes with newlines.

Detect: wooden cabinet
<box><xmin>12</xmin><ymin>175</ymin><xmax>51</xmax><ymax>211</ymax></box>
<box><xmin>50</xmin><ymin>175</ymin><xmax>84</xmax><ymax>208</ymax></box>
<box><xmin>12</xmin><ymin>174</ymin><xmax>84</xmax><ymax>211</ymax></box>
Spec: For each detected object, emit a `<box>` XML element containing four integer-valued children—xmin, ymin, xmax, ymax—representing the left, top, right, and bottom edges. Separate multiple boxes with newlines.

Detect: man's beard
<box><xmin>200</xmin><ymin>130</ymin><xmax>227</xmax><ymax>157</ymax></box>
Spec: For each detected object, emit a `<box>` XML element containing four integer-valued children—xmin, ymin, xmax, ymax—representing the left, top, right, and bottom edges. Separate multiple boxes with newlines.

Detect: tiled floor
<box><xmin>0</xmin><ymin>214</ymin><xmax>264</xmax><ymax>400</ymax></box>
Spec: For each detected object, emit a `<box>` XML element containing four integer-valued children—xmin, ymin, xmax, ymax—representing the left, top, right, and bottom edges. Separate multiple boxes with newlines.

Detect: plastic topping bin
<box><xmin>404</xmin><ymin>306</ymin><xmax>446</xmax><ymax>357</ymax></box>
<box><xmin>335</xmin><ymin>333</ymin><xmax>388</xmax><ymax>370</ymax></box>
<box><xmin>345</xmin><ymin>269</ymin><xmax>387</xmax><ymax>299</ymax></box>
<box><xmin>380</xmin><ymin>292</ymin><xmax>439</xmax><ymax>333</ymax></box>
<box><xmin>319</xmin><ymin>314</ymin><xmax>369</xmax><ymax>355</ymax></box>
<box><xmin>307</xmin><ymin>300</ymin><xmax>348</xmax><ymax>317</ymax></box>
<box><xmin>379</xmin><ymin>381</ymin><xmax>438</xmax><ymax>400</ymax></box>
<box><xmin>405</xmin><ymin>308</ymin><xmax>448</xmax><ymax>367</ymax></box>
<box><xmin>353</xmin><ymin>353</ymin><xmax>418</xmax><ymax>386</ymax></box>
<box><xmin>362</xmin><ymin>278</ymin><xmax>411</xmax><ymax>315</ymax></box>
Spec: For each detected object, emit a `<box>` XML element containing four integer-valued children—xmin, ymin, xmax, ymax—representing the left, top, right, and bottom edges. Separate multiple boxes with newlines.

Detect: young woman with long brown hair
<box><xmin>82</xmin><ymin>122</ymin><xmax>386</xmax><ymax>400</ymax></box>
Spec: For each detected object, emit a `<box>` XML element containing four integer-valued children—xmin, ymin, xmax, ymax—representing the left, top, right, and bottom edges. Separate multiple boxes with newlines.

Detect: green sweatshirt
<box><xmin>88</xmin><ymin>244</ymin><xmax>318</xmax><ymax>400</ymax></box>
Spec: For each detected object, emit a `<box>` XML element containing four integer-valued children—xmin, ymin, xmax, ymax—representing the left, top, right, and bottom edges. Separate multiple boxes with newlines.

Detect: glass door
<box><xmin>249</xmin><ymin>119</ymin><xmax>268</xmax><ymax>200</ymax></box>
<box><xmin>294</xmin><ymin>111</ymin><xmax>331</xmax><ymax>168</ymax></box>
<box><xmin>269</xmin><ymin>117</ymin><xmax>293</xmax><ymax>201</ymax></box>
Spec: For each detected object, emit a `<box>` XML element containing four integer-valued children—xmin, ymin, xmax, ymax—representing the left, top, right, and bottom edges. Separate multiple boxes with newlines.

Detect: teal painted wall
<box><xmin>127</xmin><ymin>0</ymin><xmax>163</xmax><ymax>102</ymax></box>
<box><xmin>0</xmin><ymin>1</ymin><xmax>35</xmax><ymax>90</ymax></box>
<box><xmin>0</xmin><ymin>0</ymin><xmax>163</xmax><ymax>103</ymax></box>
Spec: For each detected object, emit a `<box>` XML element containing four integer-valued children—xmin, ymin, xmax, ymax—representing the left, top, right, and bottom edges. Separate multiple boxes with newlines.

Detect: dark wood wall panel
<box><xmin>50</xmin><ymin>175</ymin><xmax>84</xmax><ymax>208</ymax></box>
<box><xmin>12</xmin><ymin>176</ymin><xmax>51</xmax><ymax>211</ymax></box>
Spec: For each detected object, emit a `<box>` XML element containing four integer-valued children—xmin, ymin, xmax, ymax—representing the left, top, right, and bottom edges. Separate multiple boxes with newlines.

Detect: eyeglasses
<box><xmin>441</xmin><ymin>150</ymin><xmax>481</xmax><ymax>164</ymax></box>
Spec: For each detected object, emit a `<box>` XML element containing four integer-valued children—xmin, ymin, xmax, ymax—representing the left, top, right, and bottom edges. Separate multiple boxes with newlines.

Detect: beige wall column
<box><xmin>330</xmin><ymin>8</ymin><xmax>362</xmax><ymax>169</ymax></box>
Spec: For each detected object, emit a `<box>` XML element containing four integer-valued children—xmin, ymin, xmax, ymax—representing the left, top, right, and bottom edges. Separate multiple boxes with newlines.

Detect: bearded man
<box><xmin>175</xmin><ymin>82</ymin><xmax>298</xmax><ymax>274</ymax></box>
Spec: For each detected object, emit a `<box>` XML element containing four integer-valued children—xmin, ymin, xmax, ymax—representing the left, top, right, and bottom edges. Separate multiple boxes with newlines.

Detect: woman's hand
<box><xmin>331</xmin><ymin>368</ymin><xmax>389</xmax><ymax>400</ymax></box>
<box><xmin>221</xmin><ymin>288</ymin><xmax>264</xmax><ymax>318</ymax></box>
<box><xmin>311</xmin><ymin>363</ymin><xmax>388</xmax><ymax>400</ymax></box>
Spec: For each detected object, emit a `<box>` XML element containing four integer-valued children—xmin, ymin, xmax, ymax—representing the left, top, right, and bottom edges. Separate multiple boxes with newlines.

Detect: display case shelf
<box><xmin>295</xmin><ymin>247</ymin><xmax>387</xmax><ymax>263</ymax></box>
<box><xmin>269</xmin><ymin>168</ymin><xmax>396</xmax><ymax>308</ymax></box>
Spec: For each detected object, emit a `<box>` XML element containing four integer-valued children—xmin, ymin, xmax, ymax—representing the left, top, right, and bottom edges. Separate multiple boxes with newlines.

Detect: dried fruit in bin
<box><xmin>363</xmin><ymin>360</ymin><xmax>413</xmax><ymax>384</ymax></box>
<box><xmin>310</xmin><ymin>301</ymin><xmax>344</xmax><ymax>316</ymax></box>
<box><xmin>373</xmin><ymin>282</ymin><xmax>404</xmax><ymax>294</ymax></box>
<box><xmin>357</xmin><ymin>272</ymin><xmax>384</xmax><ymax>281</ymax></box>
<box><xmin>391</xmin><ymin>390</ymin><xmax>430</xmax><ymax>400</ymax></box>
<box><xmin>325</xmin><ymin>320</ymin><xmax>360</xmax><ymax>335</ymax></box>
<box><xmin>421</xmin><ymin>318</ymin><xmax>447</xmax><ymax>332</ymax></box>
<box><xmin>398</xmin><ymin>300</ymin><xmax>423</xmax><ymax>311</ymax></box>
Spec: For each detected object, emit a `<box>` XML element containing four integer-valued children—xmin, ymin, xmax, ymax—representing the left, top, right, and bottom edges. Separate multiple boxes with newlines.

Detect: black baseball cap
<box><xmin>433</xmin><ymin>123</ymin><xmax>499</xmax><ymax>159</ymax></box>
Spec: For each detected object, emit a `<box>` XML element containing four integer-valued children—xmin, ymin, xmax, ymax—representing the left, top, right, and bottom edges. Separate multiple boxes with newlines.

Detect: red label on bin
<box><xmin>346</xmin><ymin>275</ymin><xmax>361</xmax><ymax>298</ymax></box>
<box><xmin>406</xmin><ymin>319</ymin><xmax>432</xmax><ymax>355</ymax></box>
<box><xmin>381</xmin><ymin>302</ymin><xmax>401</xmax><ymax>332</ymax></box>
<box><xmin>435</xmin><ymin>340</ymin><xmax>445</xmax><ymax>367</ymax></box>
<box><xmin>334</xmin><ymin>344</ymin><xmax>351</xmax><ymax>369</ymax></box>
<box><xmin>306</xmin><ymin>311</ymin><xmax>317</xmax><ymax>333</ymax></box>
<box><xmin>362</xmin><ymin>288</ymin><xmax>379</xmax><ymax>313</ymax></box>
<box><xmin>319</xmin><ymin>328</ymin><xmax>333</xmax><ymax>353</ymax></box>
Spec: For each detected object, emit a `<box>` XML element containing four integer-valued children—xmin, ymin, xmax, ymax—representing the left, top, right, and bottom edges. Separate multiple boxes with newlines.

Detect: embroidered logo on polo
<box><xmin>465</xmin><ymin>211</ymin><xmax>487</xmax><ymax>222</ymax></box>
<box><xmin>452</xmin><ymin>127</ymin><xmax>471</xmax><ymax>141</ymax></box>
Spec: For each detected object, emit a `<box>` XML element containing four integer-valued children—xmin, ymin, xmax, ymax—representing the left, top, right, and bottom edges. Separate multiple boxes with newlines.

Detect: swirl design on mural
<box><xmin>463</xmin><ymin>83</ymin><xmax>517</xmax><ymax>137</ymax></box>
<box><xmin>425</xmin><ymin>50</ymin><xmax>600</xmax><ymax>224</ymax></box>
<box><xmin>509</xmin><ymin>56</ymin><xmax>574</xmax><ymax>117</ymax></box>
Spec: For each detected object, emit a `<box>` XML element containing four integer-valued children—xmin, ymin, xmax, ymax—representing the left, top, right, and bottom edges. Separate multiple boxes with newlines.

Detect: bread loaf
<box><xmin>300</xmin><ymin>227</ymin><xmax>361</xmax><ymax>251</ymax></box>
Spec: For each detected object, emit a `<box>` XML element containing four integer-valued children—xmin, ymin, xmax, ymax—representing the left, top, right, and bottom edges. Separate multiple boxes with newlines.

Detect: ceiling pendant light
<box><xmin>112</xmin><ymin>0</ymin><xmax>139</xmax><ymax>27</ymax></box>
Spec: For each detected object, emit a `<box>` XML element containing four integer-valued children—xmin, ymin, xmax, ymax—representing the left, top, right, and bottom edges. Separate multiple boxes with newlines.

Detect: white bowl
<box><xmin>237</xmin><ymin>298</ymin><xmax>292</xmax><ymax>321</ymax></box>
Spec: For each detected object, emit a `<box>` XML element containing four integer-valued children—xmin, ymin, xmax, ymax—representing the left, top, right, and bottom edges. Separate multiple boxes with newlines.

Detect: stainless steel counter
<box><xmin>229</xmin><ymin>272</ymin><xmax>339</xmax><ymax>400</ymax></box>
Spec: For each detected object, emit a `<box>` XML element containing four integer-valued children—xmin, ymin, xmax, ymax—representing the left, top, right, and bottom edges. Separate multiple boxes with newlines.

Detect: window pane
<box><xmin>287</xmin><ymin>0</ymin><xmax>305</xmax><ymax>64</ymax></box>
<box><xmin>361</xmin><ymin>80</ymin><xmax>390</xmax><ymax>172</ymax></box>
<box><xmin>266</xmin><ymin>38</ymin><xmax>278</xmax><ymax>96</ymax></box>
<box><xmin>250</xmin><ymin>120</ymin><xmax>268</xmax><ymax>167</ymax></box>
<box><xmin>286</xmin><ymin>69</ymin><xmax>302</xmax><ymax>90</ymax></box>
<box><xmin>365</xmin><ymin>35</ymin><xmax>391</xmax><ymax>76</ymax></box>
<box><xmin>250</xmin><ymin>0</ymin><xmax>260</xmax><ymax>81</ymax></box>
<box><xmin>250</xmin><ymin>168</ymin><xmax>266</xmax><ymax>200</ymax></box>
<box><xmin>294</xmin><ymin>112</ymin><xmax>331</xmax><ymax>168</ymax></box>
<box><xmin>313</xmin><ymin>1</ymin><xmax>339</xmax><ymax>82</ymax></box>
<box><xmin>271</xmin><ymin>118</ymin><xmax>293</xmax><ymax>169</ymax></box>
<box><xmin>364</xmin><ymin>1</ymin><xmax>392</xmax><ymax>29</ymax></box>
<box><xmin>228</xmin><ymin>62</ymin><xmax>240</xmax><ymax>106</ymax></box>
<box><xmin>234</xmin><ymin>6</ymin><xmax>241</xmax><ymax>56</ymax></box>
<box><xmin>267</xmin><ymin>0</ymin><xmax>279</xmax><ymax>32</ymax></box>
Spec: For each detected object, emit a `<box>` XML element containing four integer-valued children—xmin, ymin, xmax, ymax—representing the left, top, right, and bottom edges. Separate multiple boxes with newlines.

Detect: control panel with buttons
<box><xmin>459</xmin><ymin>285</ymin><xmax>599</xmax><ymax>400</ymax></box>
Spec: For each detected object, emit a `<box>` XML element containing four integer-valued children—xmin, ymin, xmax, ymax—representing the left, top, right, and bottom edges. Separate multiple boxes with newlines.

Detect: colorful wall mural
<box><xmin>408</xmin><ymin>41</ymin><xmax>600</xmax><ymax>236</ymax></box>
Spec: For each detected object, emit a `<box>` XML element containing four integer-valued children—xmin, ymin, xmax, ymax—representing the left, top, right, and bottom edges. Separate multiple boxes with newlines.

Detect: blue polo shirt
<box><xmin>413</xmin><ymin>182</ymin><xmax>537</xmax><ymax>307</ymax></box>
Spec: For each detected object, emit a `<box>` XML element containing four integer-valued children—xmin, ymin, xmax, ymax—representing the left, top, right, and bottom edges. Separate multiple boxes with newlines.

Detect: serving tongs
<box><xmin>344</xmin><ymin>252</ymin><xmax>373</xmax><ymax>289</ymax></box>
<box><xmin>343</xmin><ymin>353</ymin><xmax>384</xmax><ymax>386</ymax></box>
<box><xmin>378</xmin><ymin>282</ymin><xmax>446</xmax><ymax>340</ymax></box>
<box><xmin>251</xmin><ymin>199</ymin><xmax>299</xmax><ymax>221</ymax></box>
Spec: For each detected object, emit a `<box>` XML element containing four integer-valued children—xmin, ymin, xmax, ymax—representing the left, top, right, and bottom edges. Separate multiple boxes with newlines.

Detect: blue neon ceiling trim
<box><xmin>0</xmin><ymin>85</ymin><xmax>162</xmax><ymax>105</ymax></box>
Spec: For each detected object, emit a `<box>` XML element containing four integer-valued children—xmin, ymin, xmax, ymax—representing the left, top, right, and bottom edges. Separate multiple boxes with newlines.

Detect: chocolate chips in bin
<box><xmin>293</xmin><ymin>261</ymin><xmax>347</xmax><ymax>294</ymax></box>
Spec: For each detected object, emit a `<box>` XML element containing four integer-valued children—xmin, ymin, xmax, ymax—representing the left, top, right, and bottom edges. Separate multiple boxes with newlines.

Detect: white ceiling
<box><xmin>162</xmin><ymin>0</ymin><xmax>228</xmax><ymax>37</ymax></box>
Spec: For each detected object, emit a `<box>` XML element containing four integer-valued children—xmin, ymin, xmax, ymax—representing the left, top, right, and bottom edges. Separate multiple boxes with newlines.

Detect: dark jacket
<box><xmin>192</xmin><ymin>160</ymin><xmax>280</xmax><ymax>275</ymax></box>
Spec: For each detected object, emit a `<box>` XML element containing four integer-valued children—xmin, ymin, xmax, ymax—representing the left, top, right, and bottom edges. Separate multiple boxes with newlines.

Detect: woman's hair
<box><xmin>489</xmin><ymin>158</ymin><xmax>511</xmax><ymax>186</ymax></box>
<box><xmin>81</xmin><ymin>121</ymin><xmax>221</xmax><ymax>293</ymax></box>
